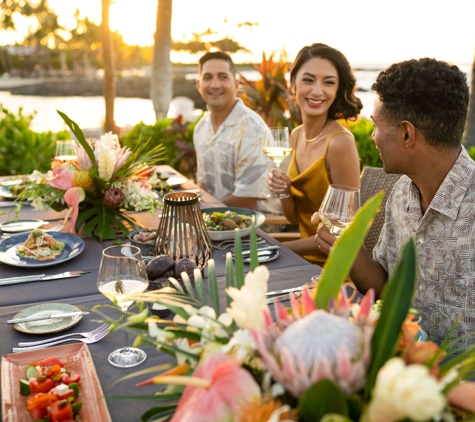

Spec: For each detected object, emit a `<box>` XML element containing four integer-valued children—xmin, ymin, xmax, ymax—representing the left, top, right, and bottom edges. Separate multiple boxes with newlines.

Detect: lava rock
<box><xmin>146</xmin><ymin>255</ymin><xmax>175</xmax><ymax>280</ymax></box>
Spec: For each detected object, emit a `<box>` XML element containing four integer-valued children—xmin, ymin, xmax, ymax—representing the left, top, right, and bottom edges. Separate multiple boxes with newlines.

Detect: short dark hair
<box><xmin>372</xmin><ymin>58</ymin><xmax>469</xmax><ymax>150</ymax></box>
<box><xmin>290</xmin><ymin>43</ymin><xmax>362</xmax><ymax>120</ymax></box>
<box><xmin>198</xmin><ymin>51</ymin><xmax>236</xmax><ymax>76</ymax></box>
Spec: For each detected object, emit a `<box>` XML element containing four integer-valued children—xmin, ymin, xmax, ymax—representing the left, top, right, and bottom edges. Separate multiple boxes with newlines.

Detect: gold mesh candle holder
<box><xmin>153</xmin><ymin>192</ymin><xmax>213</xmax><ymax>268</ymax></box>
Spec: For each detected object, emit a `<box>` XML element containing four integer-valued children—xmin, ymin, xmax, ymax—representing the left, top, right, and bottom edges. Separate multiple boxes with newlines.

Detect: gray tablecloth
<box><xmin>0</xmin><ymin>264</ymin><xmax>320</xmax><ymax>422</ymax></box>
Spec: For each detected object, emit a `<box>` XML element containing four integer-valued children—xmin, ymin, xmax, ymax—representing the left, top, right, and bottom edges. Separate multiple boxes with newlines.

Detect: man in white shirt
<box><xmin>194</xmin><ymin>51</ymin><xmax>280</xmax><ymax>214</ymax></box>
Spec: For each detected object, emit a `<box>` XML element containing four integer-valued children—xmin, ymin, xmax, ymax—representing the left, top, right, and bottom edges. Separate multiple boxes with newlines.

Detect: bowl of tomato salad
<box><xmin>20</xmin><ymin>356</ymin><xmax>82</xmax><ymax>422</ymax></box>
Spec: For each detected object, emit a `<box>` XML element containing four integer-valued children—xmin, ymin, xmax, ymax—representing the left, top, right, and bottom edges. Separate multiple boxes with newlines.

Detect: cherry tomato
<box><xmin>68</xmin><ymin>374</ymin><xmax>80</xmax><ymax>384</ymax></box>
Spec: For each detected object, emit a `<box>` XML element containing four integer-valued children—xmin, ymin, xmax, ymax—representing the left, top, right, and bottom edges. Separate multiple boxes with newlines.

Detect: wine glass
<box><xmin>55</xmin><ymin>140</ymin><xmax>77</xmax><ymax>162</ymax></box>
<box><xmin>262</xmin><ymin>127</ymin><xmax>292</xmax><ymax>199</ymax></box>
<box><xmin>97</xmin><ymin>245</ymin><xmax>149</xmax><ymax>368</ymax></box>
<box><xmin>318</xmin><ymin>185</ymin><xmax>360</xmax><ymax>238</ymax></box>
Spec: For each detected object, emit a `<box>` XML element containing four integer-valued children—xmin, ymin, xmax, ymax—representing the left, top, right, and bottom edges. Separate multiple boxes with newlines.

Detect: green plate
<box><xmin>12</xmin><ymin>303</ymin><xmax>84</xmax><ymax>334</ymax></box>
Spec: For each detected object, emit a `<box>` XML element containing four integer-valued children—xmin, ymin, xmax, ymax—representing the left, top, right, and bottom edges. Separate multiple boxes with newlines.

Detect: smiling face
<box><xmin>196</xmin><ymin>59</ymin><xmax>239</xmax><ymax>113</ymax></box>
<box><xmin>292</xmin><ymin>57</ymin><xmax>339</xmax><ymax>120</ymax></box>
<box><xmin>371</xmin><ymin>96</ymin><xmax>403</xmax><ymax>174</ymax></box>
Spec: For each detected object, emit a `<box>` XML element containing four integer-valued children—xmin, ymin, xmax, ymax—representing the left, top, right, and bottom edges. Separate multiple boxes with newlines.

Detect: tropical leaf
<box><xmin>364</xmin><ymin>238</ymin><xmax>416</xmax><ymax>397</ymax></box>
<box><xmin>141</xmin><ymin>405</ymin><xmax>177</xmax><ymax>422</ymax></box>
<box><xmin>316</xmin><ymin>192</ymin><xmax>383</xmax><ymax>309</ymax></box>
<box><xmin>298</xmin><ymin>379</ymin><xmax>348</xmax><ymax>422</ymax></box>
<box><xmin>56</xmin><ymin>110</ymin><xmax>96</xmax><ymax>165</ymax></box>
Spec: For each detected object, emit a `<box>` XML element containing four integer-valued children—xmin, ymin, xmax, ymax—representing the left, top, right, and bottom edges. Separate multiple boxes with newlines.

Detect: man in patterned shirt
<box><xmin>194</xmin><ymin>51</ymin><xmax>280</xmax><ymax>214</ymax></box>
<box><xmin>314</xmin><ymin>58</ymin><xmax>475</xmax><ymax>348</ymax></box>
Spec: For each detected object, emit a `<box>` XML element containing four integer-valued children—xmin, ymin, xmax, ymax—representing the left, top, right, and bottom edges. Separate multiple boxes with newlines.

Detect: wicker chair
<box><xmin>360</xmin><ymin>166</ymin><xmax>401</xmax><ymax>256</ymax></box>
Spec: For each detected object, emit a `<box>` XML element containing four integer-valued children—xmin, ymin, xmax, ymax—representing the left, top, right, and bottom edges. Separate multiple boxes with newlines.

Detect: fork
<box><xmin>0</xmin><ymin>222</ymin><xmax>65</xmax><ymax>239</ymax></box>
<box><xmin>213</xmin><ymin>237</ymin><xmax>265</xmax><ymax>250</ymax></box>
<box><xmin>17</xmin><ymin>323</ymin><xmax>110</xmax><ymax>347</ymax></box>
<box><xmin>12</xmin><ymin>327</ymin><xmax>110</xmax><ymax>352</ymax></box>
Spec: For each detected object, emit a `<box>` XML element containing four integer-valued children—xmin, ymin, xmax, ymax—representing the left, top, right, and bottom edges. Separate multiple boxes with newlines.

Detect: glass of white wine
<box><xmin>55</xmin><ymin>140</ymin><xmax>77</xmax><ymax>162</ymax></box>
<box><xmin>318</xmin><ymin>185</ymin><xmax>360</xmax><ymax>238</ymax></box>
<box><xmin>262</xmin><ymin>127</ymin><xmax>292</xmax><ymax>199</ymax></box>
<box><xmin>97</xmin><ymin>245</ymin><xmax>149</xmax><ymax>368</ymax></box>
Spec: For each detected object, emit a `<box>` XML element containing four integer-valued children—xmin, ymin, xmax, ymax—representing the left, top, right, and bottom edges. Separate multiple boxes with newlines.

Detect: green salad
<box><xmin>203</xmin><ymin>210</ymin><xmax>252</xmax><ymax>231</ymax></box>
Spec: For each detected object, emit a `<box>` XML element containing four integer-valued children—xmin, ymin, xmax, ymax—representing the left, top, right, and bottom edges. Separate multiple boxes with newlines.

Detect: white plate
<box><xmin>11</xmin><ymin>303</ymin><xmax>84</xmax><ymax>334</ymax></box>
<box><xmin>0</xmin><ymin>219</ymin><xmax>47</xmax><ymax>233</ymax></box>
<box><xmin>0</xmin><ymin>232</ymin><xmax>85</xmax><ymax>267</ymax></box>
<box><xmin>167</xmin><ymin>175</ymin><xmax>187</xmax><ymax>187</ymax></box>
<box><xmin>203</xmin><ymin>207</ymin><xmax>266</xmax><ymax>241</ymax></box>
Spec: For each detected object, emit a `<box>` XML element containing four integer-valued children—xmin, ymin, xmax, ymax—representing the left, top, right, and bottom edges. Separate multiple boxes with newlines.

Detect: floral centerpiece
<box><xmin>20</xmin><ymin>111</ymin><xmax>164</xmax><ymax>241</ymax></box>
<box><xmin>104</xmin><ymin>194</ymin><xmax>475</xmax><ymax>422</ymax></box>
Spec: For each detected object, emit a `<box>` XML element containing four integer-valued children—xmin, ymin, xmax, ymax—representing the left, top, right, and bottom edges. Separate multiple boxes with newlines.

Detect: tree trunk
<box><xmin>101</xmin><ymin>0</ymin><xmax>115</xmax><ymax>133</ymax></box>
<box><xmin>463</xmin><ymin>51</ymin><xmax>475</xmax><ymax>148</ymax></box>
<box><xmin>150</xmin><ymin>0</ymin><xmax>173</xmax><ymax>119</ymax></box>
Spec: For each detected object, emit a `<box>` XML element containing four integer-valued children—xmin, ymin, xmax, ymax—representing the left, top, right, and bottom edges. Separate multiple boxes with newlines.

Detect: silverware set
<box><xmin>0</xmin><ymin>222</ymin><xmax>65</xmax><ymax>238</ymax></box>
<box><xmin>213</xmin><ymin>236</ymin><xmax>266</xmax><ymax>250</ymax></box>
<box><xmin>12</xmin><ymin>323</ymin><xmax>111</xmax><ymax>353</ymax></box>
<box><xmin>0</xmin><ymin>270</ymin><xmax>91</xmax><ymax>286</ymax></box>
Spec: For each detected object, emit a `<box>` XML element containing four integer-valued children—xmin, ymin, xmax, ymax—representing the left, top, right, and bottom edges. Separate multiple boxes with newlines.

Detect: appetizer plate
<box><xmin>0</xmin><ymin>232</ymin><xmax>85</xmax><ymax>267</ymax></box>
<box><xmin>0</xmin><ymin>185</ymin><xmax>17</xmax><ymax>199</ymax></box>
<box><xmin>0</xmin><ymin>219</ymin><xmax>47</xmax><ymax>233</ymax></box>
<box><xmin>232</xmin><ymin>248</ymin><xmax>280</xmax><ymax>264</ymax></box>
<box><xmin>2</xmin><ymin>343</ymin><xmax>112</xmax><ymax>422</ymax></box>
<box><xmin>11</xmin><ymin>303</ymin><xmax>84</xmax><ymax>334</ymax></box>
<box><xmin>202</xmin><ymin>207</ymin><xmax>266</xmax><ymax>241</ymax></box>
<box><xmin>167</xmin><ymin>175</ymin><xmax>187</xmax><ymax>187</ymax></box>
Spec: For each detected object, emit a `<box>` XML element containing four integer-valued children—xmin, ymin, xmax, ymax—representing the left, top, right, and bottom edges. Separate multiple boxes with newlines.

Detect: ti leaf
<box><xmin>56</xmin><ymin>110</ymin><xmax>96</xmax><ymax>165</ymax></box>
<box><xmin>316</xmin><ymin>192</ymin><xmax>383</xmax><ymax>309</ymax></box>
<box><xmin>298</xmin><ymin>379</ymin><xmax>348</xmax><ymax>422</ymax></box>
<box><xmin>364</xmin><ymin>238</ymin><xmax>416</xmax><ymax>397</ymax></box>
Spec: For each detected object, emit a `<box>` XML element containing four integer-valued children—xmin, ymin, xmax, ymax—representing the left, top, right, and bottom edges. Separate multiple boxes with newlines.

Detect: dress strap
<box><xmin>323</xmin><ymin>130</ymin><xmax>353</xmax><ymax>155</ymax></box>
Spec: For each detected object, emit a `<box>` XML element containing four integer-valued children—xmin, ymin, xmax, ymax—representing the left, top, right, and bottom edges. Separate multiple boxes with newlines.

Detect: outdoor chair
<box><xmin>360</xmin><ymin>166</ymin><xmax>401</xmax><ymax>256</ymax></box>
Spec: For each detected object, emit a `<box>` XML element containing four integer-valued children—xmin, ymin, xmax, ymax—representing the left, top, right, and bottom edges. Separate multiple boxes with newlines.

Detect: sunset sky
<box><xmin>2</xmin><ymin>0</ymin><xmax>475</xmax><ymax>65</ymax></box>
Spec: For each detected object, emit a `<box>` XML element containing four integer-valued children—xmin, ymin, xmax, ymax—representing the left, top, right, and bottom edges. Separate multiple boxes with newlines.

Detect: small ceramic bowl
<box><xmin>128</xmin><ymin>228</ymin><xmax>156</xmax><ymax>258</ymax></box>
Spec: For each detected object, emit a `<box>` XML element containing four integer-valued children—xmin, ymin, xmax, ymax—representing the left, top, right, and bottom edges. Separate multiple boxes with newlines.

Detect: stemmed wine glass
<box><xmin>262</xmin><ymin>127</ymin><xmax>292</xmax><ymax>199</ymax></box>
<box><xmin>318</xmin><ymin>185</ymin><xmax>360</xmax><ymax>238</ymax></box>
<box><xmin>55</xmin><ymin>140</ymin><xmax>77</xmax><ymax>162</ymax></box>
<box><xmin>97</xmin><ymin>245</ymin><xmax>149</xmax><ymax>368</ymax></box>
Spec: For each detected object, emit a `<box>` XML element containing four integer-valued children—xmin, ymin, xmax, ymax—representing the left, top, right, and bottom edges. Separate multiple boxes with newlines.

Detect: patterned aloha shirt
<box><xmin>373</xmin><ymin>147</ymin><xmax>475</xmax><ymax>349</ymax></box>
<box><xmin>194</xmin><ymin>98</ymin><xmax>280</xmax><ymax>214</ymax></box>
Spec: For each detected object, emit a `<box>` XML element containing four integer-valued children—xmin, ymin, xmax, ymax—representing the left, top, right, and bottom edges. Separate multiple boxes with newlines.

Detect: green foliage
<box><xmin>0</xmin><ymin>106</ymin><xmax>69</xmax><ymax>176</ymax></box>
<box><xmin>343</xmin><ymin>118</ymin><xmax>382</xmax><ymax>169</ymax></box>
<box><xmin>238</xmin><ymin>52</ymin><xmax>301</xmax><ymax>130</ymax></box>
<box><xmin>122</xmin><ymin>117</ymin><xmax>198</xmax><ymax>178</ymax></box>
<box><xmin>298</xmin><ymin>379</ymin><xmax>348</xmax><ymax>422</ymax></box>
<box><xmin>316</xmin><ymin>192</ymin><xmax>383</xmax><ymax>309</ymax></box>
<box><xmin>365</xmin><ymin>238</ymin><xmax>416</xmax><ymax>397</ymax></box>
<box><xmin>467</xmin><ymin>146</ymin><xmax>475</xmax><ymax>161</ymax></box>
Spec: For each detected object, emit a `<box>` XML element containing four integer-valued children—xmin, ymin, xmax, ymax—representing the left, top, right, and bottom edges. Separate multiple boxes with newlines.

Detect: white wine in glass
<box><xmin>263</xmin><ymin>127</ymin><xmax>292</xmax><ymax>199</ymax></box>
<box><xmin>318</xmin><ymin>185</ymin><xmax>360</xmax><ymax>238</ymax></box>
<box><xmin>55</xmin><ymin>140</ymin><xmax>77</xmax><ymax>162</ymax></box>
<box><xmin>97</xmin><ymin>245</ymin><xmax>149</xmax><ymax>368</ymax></box>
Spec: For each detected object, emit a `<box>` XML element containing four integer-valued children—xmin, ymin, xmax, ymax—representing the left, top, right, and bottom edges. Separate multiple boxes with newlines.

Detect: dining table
<box><xmin>0</xmin><ymin>165</ymin><xmax>321</xmax><ymax>421</ymax></box>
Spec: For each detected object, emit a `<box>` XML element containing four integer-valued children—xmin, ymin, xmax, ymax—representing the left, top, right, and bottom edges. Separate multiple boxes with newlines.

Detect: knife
<box><xmin>0</xmin><ymin>271</ymin><xmax>90</xmax><ymax>286</ymax></box>
<box><xmin>266</xmin><ymin>292</ymin><xmax>302</xmax><ymax>304</ymax></box>
<box><xmin>239</xmin><ymin>246</ymin><xmax>280</xmax><ymax>255</ymax></box>
<box><xmin>8</xmin><ymin>311</ymin><xmax>89</xmax><ymax>324</ymax></box>
<box><xmin>266</xmin><ymin>286</ymin><xmax>304</xmax><ymax>296</ymax></box>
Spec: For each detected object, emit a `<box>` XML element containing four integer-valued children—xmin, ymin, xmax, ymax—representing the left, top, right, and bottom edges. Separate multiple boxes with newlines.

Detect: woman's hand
<box><xmin>311</xmin><ymin>212</ymin><xmax>336</xmax><ymax>255</ymax></box>
<box><xmin>268</xmin><ymin>168</ymin><xmax>291</xmax><ymax>196</ymax></box>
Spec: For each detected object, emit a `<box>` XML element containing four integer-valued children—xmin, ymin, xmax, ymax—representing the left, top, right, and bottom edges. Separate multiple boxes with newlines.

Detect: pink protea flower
<box><xmin>170</xmin><ymin>353</ymin><xmax>261</xmax><ymax>422</ymax></box>
<box><xmin>250</xmin><ymin>286</ymin><xmax>374</xmax><ymax>397</ymax></box>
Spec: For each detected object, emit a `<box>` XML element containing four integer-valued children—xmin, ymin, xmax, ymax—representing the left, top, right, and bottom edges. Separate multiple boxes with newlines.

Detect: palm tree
<box><xmin>463</xmin><ymin>52</ymin><xmax>475</xmax><ymax>148</ymax></box>
<box><xmin>150</xmin><ymin>0</ymin><xmax>173</xmax><ymax>119</ymax></box>
<box><xmin>101</xmin><ymin>0</ymin><xmax>115</xmax><ymax>133</ymax></box>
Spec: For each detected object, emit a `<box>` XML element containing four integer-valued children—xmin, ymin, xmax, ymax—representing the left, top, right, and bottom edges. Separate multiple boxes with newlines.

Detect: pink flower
<box><xmin>74</xmin><ymin>141</ymin><xmax>93</xmax><ymax>170</ymax></box>
<box><xmin>447</xmin><ymin>382</ymin><xmax>475</xmax><ymax>412</ymax></box>
<box><xmin>64</xmin><ymin>187</ymin><xmax>85</xmax><ymax>234</ymax></box>
<box><xmin>47</xmin><ymin>164</ymin><xmax>75</xmax><ymax>190</ymax></box>
<box><xmin>171</xmin><ymin>353</ymin><xmax>261</xmax><ymax>422</ymax></box>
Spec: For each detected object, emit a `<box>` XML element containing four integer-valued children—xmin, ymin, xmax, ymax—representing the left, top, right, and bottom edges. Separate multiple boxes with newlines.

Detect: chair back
<box><xmin>360</xmin><ymin>167</ymin><xmax>401</xmax><ymax>256</ymax></box>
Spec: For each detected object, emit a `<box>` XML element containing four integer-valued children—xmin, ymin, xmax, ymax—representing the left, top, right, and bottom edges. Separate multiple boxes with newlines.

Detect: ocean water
<box><xmin>1</xmin><ymin>63</ymin><xmax>471</xmax><ymax>133</ymax></box>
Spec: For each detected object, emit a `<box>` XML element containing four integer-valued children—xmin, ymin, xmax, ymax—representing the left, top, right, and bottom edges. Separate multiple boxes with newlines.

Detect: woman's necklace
<box><xmin>304</xmin><ymin>121</ymin><xmax>329</xmax><ymax>143</ymax></box>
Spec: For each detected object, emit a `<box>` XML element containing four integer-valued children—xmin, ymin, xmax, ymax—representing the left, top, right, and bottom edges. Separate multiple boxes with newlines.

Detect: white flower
<box><xmin>368</xmin><ymin>357</ymin><xmax>446</xmax><ymax>422</ymax></box>
<box><xmin>221</xmin><ymin>328</ymin><xmax>256</xmax><ymax>360</ymax></box>
<box><xmin>121</xmin><ymin>180</ymin><xmax>159</xmax><ymax>212</ymax></box>
<box><xmin>148</xmin><ymin>320</ymin><xmax>174</xmax><ymax>345</ymax></box>
<box><xmin>226</xmin><ymin>266</ymin><xmax>270</xmax><ymax>329</ymax></box>
<box><xmin>266</xmin><ymin>405</ymin><xmax>294</xmax><ymax>422</ymax></box>
<box><xmin>187</xmin><ymin>306</ymin><xmax>232</xmax><ymax>342</ymax></box>
<box><xmin>97</xmin><ymin>140</ymin><xmax>116</xmax><ymax>182</ymax></box>
<box><xmin>175</xmin><ymin>337</ymin><xmax>202</xmax><ymax>365</ymax></box>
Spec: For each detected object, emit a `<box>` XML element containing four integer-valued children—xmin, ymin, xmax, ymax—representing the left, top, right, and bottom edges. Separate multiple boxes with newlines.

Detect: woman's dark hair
<box><xmin>290</xmin><ymin>43</ymin><xmax>362</xmax><ymax>120</ymax></box>
<box><xmin>372</xmin><ymin>58</ymin><xmax>469</xmax><ymax>150</ymax></box>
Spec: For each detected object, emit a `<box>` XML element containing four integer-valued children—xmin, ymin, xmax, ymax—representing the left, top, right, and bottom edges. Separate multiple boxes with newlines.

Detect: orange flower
<box><xmin>236</xmin><ymin>397</ymin><xmax>297</xmax><ymax>421</ymax></box>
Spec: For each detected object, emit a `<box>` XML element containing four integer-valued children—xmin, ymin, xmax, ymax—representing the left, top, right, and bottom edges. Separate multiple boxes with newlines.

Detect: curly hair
<box><xmin>372</xmin><ymin>58</ymin><xmax>469</xmax><ymax>150</ymax></box>
<box><xmin>198</xmin><ymin>51</ymin><xmax>236</xmax><ymax>76</ymax></box>
<box><xmin>290</xmin><ymin>43</ymin><xmax>362</xmax><ymax>120</ymax></box>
